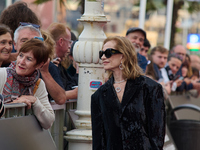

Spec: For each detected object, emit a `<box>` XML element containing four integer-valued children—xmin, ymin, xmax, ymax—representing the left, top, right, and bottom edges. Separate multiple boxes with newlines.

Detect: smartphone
<box><xmin>173</xmin><ymin>75</ymin><xmax>180</xmax><ymax>81</ymax></box>
<box><xmin>178</xmin><ymin>76</ymin><xmax>184</xmax><ymax>80</ymax></box>
<box><xmin>72</xmin><ymin>86</ymin><xmax>78</xmax><ymax>89</ymax></box>
<box><xmin>53</xmin><ymin>57</ymin><xmax>60</xmax><ymax>61</ymax></box>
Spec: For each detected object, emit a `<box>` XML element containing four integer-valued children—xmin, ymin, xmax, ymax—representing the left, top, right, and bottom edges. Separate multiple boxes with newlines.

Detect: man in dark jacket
<box><xmin>48</xmin><ymin>23</ymin><xmax>78</xmax><ymax>98</ymax></box>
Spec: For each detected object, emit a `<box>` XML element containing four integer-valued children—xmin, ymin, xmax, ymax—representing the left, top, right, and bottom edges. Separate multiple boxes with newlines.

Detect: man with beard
<box><xmin>126</xmin><ymin>27</ymin><xmax>148</xmax><ymax>72</ymax></box>
<box><xmin>48</xmin><ymin>23</ymin><xmax>78</xmax><ymax>93</ymax></box>
<box><xmin>150</xmin><ymin>46</ymin><xmax>169</xmax><ymax>81</ymax></box>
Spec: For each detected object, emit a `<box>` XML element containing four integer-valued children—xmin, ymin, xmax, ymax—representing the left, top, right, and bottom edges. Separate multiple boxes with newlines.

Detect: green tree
<box><xmin>33</xmin><ymin>0</ymin><xmax>85</xmax><ymax>14</ymax></box>
<box><xmin>137</xmin><ymin>0</ymin><xmax>200</xmax><ymax>49</ymax></box>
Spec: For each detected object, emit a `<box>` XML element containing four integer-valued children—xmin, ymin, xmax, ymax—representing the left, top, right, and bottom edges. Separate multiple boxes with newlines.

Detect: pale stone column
<box><xmin>64</xmin><ymin>0</ymin><xmax>108</xmax><ymax>149</ymax></box>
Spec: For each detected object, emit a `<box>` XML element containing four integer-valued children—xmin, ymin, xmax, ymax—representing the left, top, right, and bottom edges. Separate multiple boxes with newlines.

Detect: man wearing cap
<box><xmin>126</xmin><ymin>27</ymin><xmax>148</xmax><ymax>72</ymax></box>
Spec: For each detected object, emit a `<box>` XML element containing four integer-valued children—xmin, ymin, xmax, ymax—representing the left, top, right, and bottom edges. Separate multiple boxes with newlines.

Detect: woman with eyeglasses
<box><xmin>0</xmin><ymin>24</ymin><xmax>13</xmax><ymax>67</ymax></box>
<box><xmin>91</xmin><ymin>36</ymin><xmax>165</xmax><ymax>150</ymax></box>
<box><xmin>0</xmin><ymin>38</ymin><xmax>55</xmax><ymax>129</ymax></box>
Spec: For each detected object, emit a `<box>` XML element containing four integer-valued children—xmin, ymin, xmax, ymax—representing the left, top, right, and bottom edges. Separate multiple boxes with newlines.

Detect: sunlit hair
<box><xmin>47</xmin><ymin>22</ymin><xmax>71</xmax><ymax>42</ymax></box>
<box><xmin>0</xmin><ymin>24</ymin><xmax>13</xmax><ymax>39</ymax></box>
<box><xmin>150</xmin><ymin>46</ymin><xmax>168</xmax><ymax>55</ymax></box>
<box><xmin>103</xmin><ymin>36</ymin><xmax>143</xmax><ymax>79</ymax></box>
<box><xmin>14</xmin><ymin>25</ymin><xmax>42</xmax><ymax>43</ymax></box>
<box><xmin>41</xmin><ymin>29</ymin><xmax>55</xmax><ymax>60</ymax></box>
<box><xmin>19</xmin><ymin>39</ymin><xmax>49</xmax><ymax>65</ymax></box>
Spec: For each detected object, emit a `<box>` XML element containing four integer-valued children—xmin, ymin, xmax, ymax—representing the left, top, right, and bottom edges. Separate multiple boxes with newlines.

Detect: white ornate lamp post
<box><xmin>64</xmin><ymin>0</ymin><xmax>108</xmax><ymax>149</ymax></box>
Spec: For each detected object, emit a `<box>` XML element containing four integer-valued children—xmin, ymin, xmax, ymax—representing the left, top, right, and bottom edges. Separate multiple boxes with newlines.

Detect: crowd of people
<box><xmin>0</xmin><ymin>1</ymin><xmax>199</xmax><ymax>149</ymax></box>
<box><xmin>0</xmin><ymin>2</ymin><xmax>78</xmax><ymax>128</ymax></box>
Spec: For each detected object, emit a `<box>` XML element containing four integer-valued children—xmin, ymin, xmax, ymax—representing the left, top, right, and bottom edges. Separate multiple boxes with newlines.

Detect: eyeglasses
<box><xmin>99</xmin><ymin>48</ymin><xmax>122</xmax><ymax>59</ymax></box>
<box><xmin>63</xmin><ymin>38</ymin><xmax>73</xmax><ymax>45</ymax></box>
<box><xmin>19</xmin><ymin>22</ymin><xmax>40</xmax><ymax>29</ymax></box>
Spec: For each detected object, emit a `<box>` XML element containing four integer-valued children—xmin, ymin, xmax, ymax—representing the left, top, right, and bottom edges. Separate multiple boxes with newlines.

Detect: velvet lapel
<box><xmin>120</xmin><ymin>76</ymin><xmax>142</xmax><ymax>118</ymax></box>
<box><xmin>101</xmin><ymin>77</ymin><xmax>121</xmax><ymax>111</ymax></box>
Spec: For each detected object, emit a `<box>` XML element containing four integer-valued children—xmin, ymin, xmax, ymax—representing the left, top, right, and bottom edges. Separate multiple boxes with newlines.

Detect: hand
<box><xmin>11</xmin><ymin>95</ymin><xmax>37</xmax><ymax>109</ymax></box>
<box><xmin>183</xmin><ymin>78</ymin><xmax>191</xmax><ymax>85</ymax></box>
<box><xmin>164</xmin><ymin>82</ymin><xmax>171</xmax><ymax>94</ymax></box>
<box><xmin>159</xmin><ymin>81</ymin><xmax>165</xmax><ymax>86</ymax></box>
<box><xmin>40</xmin><ymin>58</ymin><xmax>50</xmax><ymax>73</ymax></box>
<box><xmin>174</xmin><ymin>79</ymin><xmax>183</xmax><ymax>87</ymax></box>
<box><xmin>52</xmin><ymin>57</ymin><xmax>61</xmax><ymax>67</ymax></box>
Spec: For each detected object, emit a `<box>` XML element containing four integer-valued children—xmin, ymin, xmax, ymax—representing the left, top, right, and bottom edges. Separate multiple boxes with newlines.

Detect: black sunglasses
<box><xmin>99</xmin><ymin>48</ymin><xmax>122</xmax><ymax>59</ymax></box>
<box><xmin>19</xmin><ymin>22</ymin><xmax>40</xmax><ymax>29</ymax></box>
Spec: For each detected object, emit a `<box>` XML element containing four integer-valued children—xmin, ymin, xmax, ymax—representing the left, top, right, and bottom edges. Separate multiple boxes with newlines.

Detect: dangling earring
<box><xmin>119</xmin><ymin>62</ymin><xmax>123</xmax><ymax>70</ymax></box>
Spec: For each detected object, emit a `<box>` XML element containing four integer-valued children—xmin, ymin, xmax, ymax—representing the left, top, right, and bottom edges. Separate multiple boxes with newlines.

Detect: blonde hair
<box><xmin>41</xmin><ymin>29</ymin><xmax>55</xmax><ymax>60</ymax></box>
<box><xmin>47</xmin><ymin>22</ymin><xmax>70</xmax><ymax>42</ymax></box>
<box><xmin>103</xmin><ymin>36</ymin><xmax>143</xmax><ymax>79</ymax></box>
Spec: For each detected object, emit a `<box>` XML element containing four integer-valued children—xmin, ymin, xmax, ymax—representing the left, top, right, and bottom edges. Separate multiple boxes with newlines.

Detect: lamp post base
<box><xmin>64</xmin><ymin>129</ymin><xmax>92</xmax><ymax>150</ymax></box>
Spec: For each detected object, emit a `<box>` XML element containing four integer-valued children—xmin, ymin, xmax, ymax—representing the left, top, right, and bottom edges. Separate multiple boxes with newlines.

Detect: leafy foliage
<box><xmin>33</xmin><ymin>0</ymin><xmax>65</xmax><ymax>7</ymax></box>
<box><xmin>187</xmin><ymin>1</ymin><xmax>200</xmax><ymax>13</ymax></box>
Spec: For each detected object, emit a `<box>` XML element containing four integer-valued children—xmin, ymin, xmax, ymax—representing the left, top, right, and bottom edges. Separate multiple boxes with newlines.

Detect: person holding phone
<box><xmin>161</xmin><ymin>53</ymin><xmax>194</xmax><ymax>92</ymax></box>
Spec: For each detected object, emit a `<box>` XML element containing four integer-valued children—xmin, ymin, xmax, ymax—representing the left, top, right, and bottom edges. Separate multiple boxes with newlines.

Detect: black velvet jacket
<box><xmin>91</xmin><ymin>75</ymin><xmax>165</xmax><ymax>150</ymax></box>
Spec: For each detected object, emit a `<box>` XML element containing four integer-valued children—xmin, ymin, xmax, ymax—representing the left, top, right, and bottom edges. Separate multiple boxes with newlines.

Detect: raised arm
<box><xmin>40</xmin><ymin>59</ymin><xmax>67</xmax><ymax>104</ymax></box>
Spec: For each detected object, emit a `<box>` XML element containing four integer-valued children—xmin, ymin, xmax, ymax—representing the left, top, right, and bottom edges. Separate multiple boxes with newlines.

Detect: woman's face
<box><xmin>181</xmin><ymin>66</ymin><xmax>188</xmax><ymax>77</ymax></box>
<box><xmin>101</xmin><ymin>40</ymin><xmax>123</xmax><ymax>71</ymax></box>
<box><xmin>16</xmin><ymin>51</ymin><xmax>39</xmax><ymax>76</ymax></box>
<box><xmin>0</xmin><ymin>33</ymin><xmax>12</xmax><ymax>62</ymax></box>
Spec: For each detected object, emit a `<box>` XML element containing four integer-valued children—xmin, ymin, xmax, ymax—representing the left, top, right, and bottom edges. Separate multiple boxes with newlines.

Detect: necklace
<box><xmin>114</xmin><ymin>78</ymin><xmax>127</xmax><ymax>93</ymax></box>
<box><xmin>115</xmin><ymin>87</ymin><xmax>121</xmax><ymax>93</ymax></box>
<box><xmin>114</xmin><ymin>78</ymin><xmax>126</xmax><ymax>84</ymax></box>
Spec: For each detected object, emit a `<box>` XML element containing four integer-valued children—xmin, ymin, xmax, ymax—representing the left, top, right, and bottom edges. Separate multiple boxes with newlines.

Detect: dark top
<box><xmin>40</xmin><ymin>62</ymin><xmax>64</xmax><ymax>101</ymax></box>
<box><xmin>58</xmin><ymin>63</ymin><xmax>77</xmax><ymax>91</ymax></box>
<box><xmin>67</xmin><ymin>64</ymin><xmax>76</xmax><ymax>77</ymax></box>
<box><xmin>91</xmin><ymin>75</ymin><xmax>166</xmax><ymax>150</ymax></box>
<box><xmin>153</xmin><ymin>63</ymin><xmax>163</xmax><ymax>81</ymax></box>
<box><xmin>48</xmin><ymin>62</ymin><xmax>64</xmax><ymax>89</ymax></box>
<box><xmin>137</xmin><ymin>53</ymin><xmax>148</xmax><ymax>73</ymax></box>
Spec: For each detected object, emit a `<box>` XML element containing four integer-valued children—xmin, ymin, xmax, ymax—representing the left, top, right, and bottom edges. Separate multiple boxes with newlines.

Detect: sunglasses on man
<box><xmin>99</xmin><ymin>48</ymin><xmax>122</xmax><ymax>59</ymax></box>
<box><xmin>19</xmin><ymin>22</ymin><xmax>40</xmax><ymax>29</ymax></box>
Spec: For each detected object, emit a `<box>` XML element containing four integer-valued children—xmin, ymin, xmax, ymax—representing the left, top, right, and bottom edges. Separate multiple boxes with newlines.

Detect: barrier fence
<box><xmin>3</xmin><ymin>99</ymin><xmax>77</xmax><ymax>150</ymax></box>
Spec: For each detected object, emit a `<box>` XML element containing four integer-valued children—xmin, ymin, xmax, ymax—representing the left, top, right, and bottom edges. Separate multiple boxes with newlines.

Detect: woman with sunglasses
<box><xmin>0</xmin><ymin>38</ymin><xmax>55</xmax><ymax>129</ymax></box>
<box><xmin>91</xmin><ymin>36</ymin><xmax>165</xmax><ymax>150</ymax></box>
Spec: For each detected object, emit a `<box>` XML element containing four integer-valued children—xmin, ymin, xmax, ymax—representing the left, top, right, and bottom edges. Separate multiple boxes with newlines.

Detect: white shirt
<box><xmin>160</xmin><ymin>67</ymin><xmax>177</xmax><ymax>91</ymax></box>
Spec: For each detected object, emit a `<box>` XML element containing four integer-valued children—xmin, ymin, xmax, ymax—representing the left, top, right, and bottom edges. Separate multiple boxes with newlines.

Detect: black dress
<box><xmin>91</xmin><ymin>75</ymin><xmax>165</xmax><ymax>150</ymax></box>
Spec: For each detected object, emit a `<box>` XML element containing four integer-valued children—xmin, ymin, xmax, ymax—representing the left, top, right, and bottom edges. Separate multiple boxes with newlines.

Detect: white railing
<box><xmin>2</xmin><ymin>99</ymin><xmax>77</xmax><ymax>150</ymax></box>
